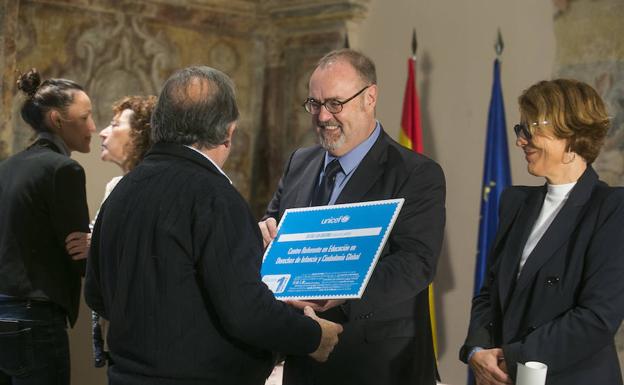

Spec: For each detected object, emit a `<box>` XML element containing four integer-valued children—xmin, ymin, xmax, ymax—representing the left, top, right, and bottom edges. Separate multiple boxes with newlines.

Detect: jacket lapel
<box><xmin>334</xmin><ymin>129</ymin><xmax>387</xmax><ymax>205</ymax></box>
<box><xmin>292</xmin><ymin>150</ymin><xmax>325</xmax><ymax>208</ymax></box>
<box><xmin>498</xmin><ymin>187</ymin><xmax>545</xmax><ymax>312</ymax></box>
<box><xmin>513</xmin><ymin>167</ymin><xmax>598</xmax><ymax>295</ymax></box>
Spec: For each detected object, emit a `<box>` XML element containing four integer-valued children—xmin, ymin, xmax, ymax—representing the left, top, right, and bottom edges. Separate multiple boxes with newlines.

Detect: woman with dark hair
<box><xmin>91</xmin><ymin>95</ymin><xmax>156</xmax><ymax>367</ymax></box>
<box><xmin>0</xmin><ymin>69</ymin><xmax>95</xmax><ymax>384</ymax></box>
<box><xmin>461</xmin><ymin>79</ymin><xmax>624</xmax><ymax>385</ymax></box>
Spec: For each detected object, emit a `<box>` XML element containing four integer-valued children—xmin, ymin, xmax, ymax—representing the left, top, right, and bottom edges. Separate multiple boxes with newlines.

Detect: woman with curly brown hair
<box><xmin>100</xmin><ymin>96</ymin><xmax>156</xmax><ymax>175</ymax></box>
<box><xmin>91</xmin><ymin>95</ymin><xmax>156</xmax><ymax>367</ymax></box>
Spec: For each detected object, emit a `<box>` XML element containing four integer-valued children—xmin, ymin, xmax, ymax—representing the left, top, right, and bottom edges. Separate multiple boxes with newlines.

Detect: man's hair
<box><xmin>151</xmin><ymin>66</ymin><xmax>239</xmax><ymax>148</ymax></box>
<box><xmin>317</xmin><ymin>49</ymin><xmax>377</xmax><ymax>86</ymax></box>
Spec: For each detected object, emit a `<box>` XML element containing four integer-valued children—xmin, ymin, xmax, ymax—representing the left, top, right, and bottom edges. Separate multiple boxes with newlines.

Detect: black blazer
<box><xmin>85</xmin><ymin>143</ymin><xmax>321</xmax><ymax>385</ymax></box>
<box><xmin>265</xmin><ymin>128</ymin><xmax>446</xmax><ymax>385</ymax></box>
<box><xmin>461</xmin><ymin>166</ymin><xmax>624</xmax><ymax>385</ymax></box>
<box><xmin>0</xmin><ymin>138</ymin><xmax>89</xmax><ymax>326</ymax></box>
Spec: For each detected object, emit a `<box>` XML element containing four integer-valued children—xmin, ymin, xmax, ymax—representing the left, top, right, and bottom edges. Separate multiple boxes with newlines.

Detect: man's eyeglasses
<box><xmin>302</xmin><ymin>85</ymin><xmax>371</xmax><ymax>115</ymax></box>
<box><xmin>513</xmin><ymin>120</ymin><xmax>550</xmax><ymax>141</ymax></box>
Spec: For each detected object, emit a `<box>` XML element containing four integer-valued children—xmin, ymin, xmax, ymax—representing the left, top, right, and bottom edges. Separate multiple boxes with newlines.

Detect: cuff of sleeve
<box><xmin>467</xmin><ymin>346</ymin><xmax>483</xmax><ymax>363</ymax></box>
<box><xmin>304</xmin><ymin>317</ymin><xmax>323</xmax><ymax>354</ymax></box>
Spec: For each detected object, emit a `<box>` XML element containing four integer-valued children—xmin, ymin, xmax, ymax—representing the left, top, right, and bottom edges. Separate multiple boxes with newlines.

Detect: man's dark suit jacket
<box><xmin>265</xmin><ymin>129</ymin><xmax>446</xmax><ymax>385</ymax></box>
<box><xmin>460</xmin><ymin>166</ymin><xmax>624</xmax><ymax>385</ymax></box>
<box><xmin>0</xmin><ymin>138</ymin><xmax>89</xmax><ymax>326</ymax></box>
<box><xmin>85</xmin><ymin>143</ymin><xmax>321</xmax><ymax>385</ymax></box>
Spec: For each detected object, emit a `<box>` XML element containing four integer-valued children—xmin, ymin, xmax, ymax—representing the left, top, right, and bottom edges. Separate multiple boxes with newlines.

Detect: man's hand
<box><xmin>287</xmin><ymin>299</ymin><xmax>346</xmax><ymax>313</ymax></box>
<box><xmin>65</xmin><ymin>232</ymin><xmax>90</xmax><ymax>260</ymax></box>
<box><xmin>258</xmin><ymin>217</ymin><xmax>277</xmax><ymax>248</ymax></box>
<box><xmin>469</xmin><ymin>348</ymin><xmax>511</xmax><ymax>385</ymax></box>
<box><xmin>304</xmin><ymin>306</ymin><xmax>343</xmax><ymax>362</ymax></box>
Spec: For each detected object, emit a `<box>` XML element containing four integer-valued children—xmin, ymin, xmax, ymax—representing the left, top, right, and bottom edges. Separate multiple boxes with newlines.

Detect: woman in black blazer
<box><xmin>461</xmin><ymin>79</ymin><xmax>624</xmax><ymax>385</ymax></box>
<box><xmin>0</xmin><ymin>69</ymin><xmax>95</xmax><ymax>384</ymax></box>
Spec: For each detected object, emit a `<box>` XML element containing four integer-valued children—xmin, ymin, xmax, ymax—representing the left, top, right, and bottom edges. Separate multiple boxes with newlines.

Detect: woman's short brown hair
<box><xmin>111</xmin><ymin>95</ymin><xmax>157</xmax><ymax>171</ymax></box>
<box><xmin>518</xmin><ymin>79</ymin><xmax>610</xmax><ymax>163</ymax></box>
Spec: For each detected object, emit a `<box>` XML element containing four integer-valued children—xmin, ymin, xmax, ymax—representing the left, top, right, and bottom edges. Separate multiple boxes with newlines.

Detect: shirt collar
<box><xmin>546</xmin><ymin>181</ymin><xmax>576</xmax><ymax>198</ymax></box>
<box><xmin>184</xmin><ymin>145</ymin><xmax>232</xmax><ymax>184</ymax></box>
<box><xmin>324</xmin><ymin>121</ymin><xmax>381</xmax><ymax>175</ymax></box>
<box><xmin>37</xmin><ymin>132</ymin><xmax>70</xmax><ymax>156</ymax></box>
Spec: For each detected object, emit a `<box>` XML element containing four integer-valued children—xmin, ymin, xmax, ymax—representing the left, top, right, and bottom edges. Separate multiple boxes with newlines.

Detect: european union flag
<box><xmin>474</xmin><ymin>58</ymin><xmax>511</xmax><ymax>296</ymax></box>
<box><xmin>468</xmin><ymin>58</ymin><xmax>511</xmax><ymax>385</ymax></box>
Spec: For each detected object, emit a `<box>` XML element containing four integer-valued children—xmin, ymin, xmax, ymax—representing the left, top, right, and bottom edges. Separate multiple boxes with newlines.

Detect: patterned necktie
<box><xmin>311</xmin><ymin>159</ymin><xmax>343</xmax><ymax>206</ymax></box>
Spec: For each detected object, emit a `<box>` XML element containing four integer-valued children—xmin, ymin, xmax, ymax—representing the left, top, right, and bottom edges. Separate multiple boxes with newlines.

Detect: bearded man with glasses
<box><xmin>258</xmin><ymin>48</ymin><xmax>446</xmax><ymax>385</ymax></box>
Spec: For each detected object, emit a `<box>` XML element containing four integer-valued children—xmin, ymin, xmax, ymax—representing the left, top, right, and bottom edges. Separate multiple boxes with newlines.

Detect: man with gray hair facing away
<box><xmin>85</xmin><ymin>66</ymin><xmax>342</xmax><ymax>385</ymax></box>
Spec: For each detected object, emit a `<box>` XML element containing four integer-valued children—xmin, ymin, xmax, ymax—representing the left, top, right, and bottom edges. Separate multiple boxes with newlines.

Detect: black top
<box><xmin>85</xmin><ymin>143</ymin><xmax>321</xmax><ymax>385</ymax></box>
<box><xmin>0</xmin><ymin>138</ymin><xmax>89</xmax><ymax>326</ymax></box>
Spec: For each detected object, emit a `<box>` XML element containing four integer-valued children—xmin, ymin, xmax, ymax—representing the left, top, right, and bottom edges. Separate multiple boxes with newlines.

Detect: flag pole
<box><xmin>410</xmin><ymin>26</ymin><xmax>439</xmax><ymax>364</ymax></box>
<box><xmin>495</xmin><ymin>28</ymin><xmax>504</xmax><ymax>57</ymax></box>
<box><xmin>412</xmin><ymin>28</ymin><xmax>417</xmax><ymax>60</ymax></box>
<box><xmin>467</xmin><ymin>29</ymin><xmax>512</xmax><ymax>385</ymax></box>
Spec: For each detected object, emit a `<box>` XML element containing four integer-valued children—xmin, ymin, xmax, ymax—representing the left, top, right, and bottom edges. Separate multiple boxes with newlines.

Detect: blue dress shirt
<box><xmin>316</xmin><ymin>122</ymin><xmax>381</xmax><ymax>205</ymax></box>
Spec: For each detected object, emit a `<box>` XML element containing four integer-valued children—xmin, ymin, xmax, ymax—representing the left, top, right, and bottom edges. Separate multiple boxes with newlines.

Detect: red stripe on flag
<box><xmin>400</xmin><ymin>57</ymin><xmax>423</xmax><ymax>154</ymax></box>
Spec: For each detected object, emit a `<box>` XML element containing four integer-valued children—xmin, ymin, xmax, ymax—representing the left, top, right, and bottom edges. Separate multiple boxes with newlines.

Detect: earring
<box><xmin>563</xmin><ymin>151</ymin><xmax>576</xmax><ymax>164</ymax></box>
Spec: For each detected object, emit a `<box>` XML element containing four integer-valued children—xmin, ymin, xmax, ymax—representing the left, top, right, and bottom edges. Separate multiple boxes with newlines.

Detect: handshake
<box><xmin>261</xmin><ymin>218</ymin><xmax>344</xmax><ymax>362</ymax></box>
<box><xmin>302</xmin><ymin>305</ymin><xmax>344</xmax><ymax>362</ymax></box>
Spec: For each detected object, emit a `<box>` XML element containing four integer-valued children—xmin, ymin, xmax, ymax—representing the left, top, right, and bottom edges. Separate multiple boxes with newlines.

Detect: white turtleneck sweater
<box><xmin>517</xmin><ymin>181</ymin><xmax>576</xmax><ymax>277</ymax></box>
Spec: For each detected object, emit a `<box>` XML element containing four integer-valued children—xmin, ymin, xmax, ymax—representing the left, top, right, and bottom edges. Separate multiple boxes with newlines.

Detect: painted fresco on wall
<box><xmin>13</xmin><ymin>5</ymin><xmax>176</xmax><ymax>146</ymax></box>
<box><xmin>553</xmin><ymin>0</ymin><xmax>624</xmax><ymax>370</ymax></box>
<box><xmin>2</xmin><ymin>0</ymin><xmax>362</xmax><ymax>214</ymax></box>
<box><xmin>0</xmin><ymin>2</ymin><xmax>363</xmax><ymax>384</ymax></box>
<box><xmin>10</xmin><ymin>1</ymin><xmax>260</xmax><ymax>198</ymax></box>
<box><xmin>554</xmin><ymin>0</ymin><xmax>624</xmax><ymax>185</ymax></box>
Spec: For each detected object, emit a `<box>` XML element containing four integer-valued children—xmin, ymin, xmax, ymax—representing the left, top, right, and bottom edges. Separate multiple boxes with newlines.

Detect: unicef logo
<box><xmin>321</xmin><ymin>215</ymin><xmax>351</xmax><ymax>224</ymax></box>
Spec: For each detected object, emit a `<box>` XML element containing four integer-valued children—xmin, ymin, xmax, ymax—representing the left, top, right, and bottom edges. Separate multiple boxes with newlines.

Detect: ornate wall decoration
<box><xmin>554</xmin><ymin>0</ymin><xmax>624</xmax><ymax>185</ymax></box>
<box><xmin>209</xmin><ymin>41</ymin><xmax>240</xmax><ymax>74</ymax></box>
<box><xmin>66</xmin><ymin>12</ymin><xmax>178</xmax><ymax>125</ymax></box>
<box><xmin>2</xmin><ymin>0</ymin><xmax>369</xmax><ymax>209</ymax></box>
<box><xmin>0</xmin><ymin>1</ymin><xmax>20</xmax><ymax>159</ymax></box>
<box><xmin>552</xmin><ymin>0</ymin><xmax>624</xmax><ymax>372</ymax></box>
<box><xmin>12</xmin><ymin>3</ymin><xmax>178</xmax><ymax>147</ymax></box>
<box><xmin>0</xmin><ymin>2</ymin><xmax>368</xmax><ymax>384</ymax></box>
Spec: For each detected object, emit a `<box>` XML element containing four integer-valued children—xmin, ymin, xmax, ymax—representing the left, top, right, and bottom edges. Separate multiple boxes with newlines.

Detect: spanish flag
<box><xmin>398</xmin><ymin>56</ymin><xmax>438</xmax><ymax>361</ymax></box>
<box><xmin>398</xmin><ymin>57</ymin><xmax>423</xmax><ymax>153</ymax></box>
